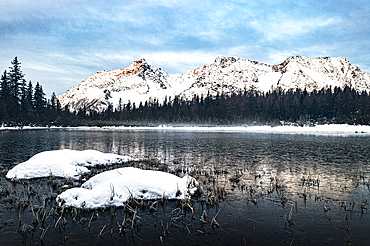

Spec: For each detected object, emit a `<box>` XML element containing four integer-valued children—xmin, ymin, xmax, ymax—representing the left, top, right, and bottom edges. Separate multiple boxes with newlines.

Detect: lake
<box><xmin>1</xmin><ymin>127</ymin><xmax>370</xmax><ymax>245</ymax></box>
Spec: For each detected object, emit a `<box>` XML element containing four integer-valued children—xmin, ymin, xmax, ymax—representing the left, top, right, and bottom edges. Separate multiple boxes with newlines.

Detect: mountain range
<box><xmin>57</xmin><ymin>55</ymin><xmax>370</xmax><ymax>114</ymax></box>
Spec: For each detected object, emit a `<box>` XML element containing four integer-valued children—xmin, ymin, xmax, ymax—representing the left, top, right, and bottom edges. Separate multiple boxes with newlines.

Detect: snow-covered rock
<box><xmin>57</xmin><ymin>56</ymin><xmax>370</xmax><ymax>114</ymax></box>
<box><xmin>57</xmin><ymin>167</ymin><xmax>199</xmax><ymax>208</ymax></box>
<box><xmin>6</xmin><ymin>149</ymin><xmax>137</xmax><ymax>179</ymax></box>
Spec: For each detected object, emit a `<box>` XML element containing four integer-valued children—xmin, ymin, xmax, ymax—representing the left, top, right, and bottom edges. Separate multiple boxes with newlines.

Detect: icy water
<box><xmin>1</xmin><ymin>128</ymin><xmax>370</xmax><ymax>245</ymax></box>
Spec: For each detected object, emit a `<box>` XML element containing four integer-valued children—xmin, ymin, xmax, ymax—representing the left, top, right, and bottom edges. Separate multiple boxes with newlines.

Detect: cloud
<box><xmin>250</xmin><ymin>15</ymin><xmax>341</xmax><ymax>41</ymax></box>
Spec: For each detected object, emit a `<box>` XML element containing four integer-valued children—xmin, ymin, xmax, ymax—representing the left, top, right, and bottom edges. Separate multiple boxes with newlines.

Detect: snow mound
<box><xmin>6</xmin><ymin>149</ymin><xmax>137</xmax><ymax>179</ymax></box>
<box><xmin>57</xmin><ymin>167</ymin><xmax>199</xmax><ymax>208</ymax></box>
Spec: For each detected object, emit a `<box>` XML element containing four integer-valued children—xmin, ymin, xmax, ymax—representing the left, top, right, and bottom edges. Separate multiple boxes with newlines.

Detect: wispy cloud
<box><xmin>250</xmin><ymin>15</ymin><xmax>341</xmax><ymax>41</ymax></box>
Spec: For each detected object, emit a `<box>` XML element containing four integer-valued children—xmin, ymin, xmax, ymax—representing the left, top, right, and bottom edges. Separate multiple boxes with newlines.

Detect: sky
<box><xmin>0</xmin><ymin>0</ymin><xmax>369</xmax><ymax>97</ymax></box>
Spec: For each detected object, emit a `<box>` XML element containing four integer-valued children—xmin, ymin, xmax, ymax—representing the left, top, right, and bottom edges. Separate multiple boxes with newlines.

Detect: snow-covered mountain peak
<box><xmin>124</xmin><ymin>58</ymin><xmax>150</xmax><ymax>75</ymax></box>
<box><xmin>275</xmin><ymin>55</ymin><xmax>350</xmax><ymax>71</ymax></box>
<box><xmin>269</xmin><ymin>56</ymin><xmax>370</xmax><ymax>92</ymax></box>
<box><xmin>213</xmin><ymin>56</ymin><xmax>242</xmax><ymax>67</ymax></box>
<box><xmin>192</xmin><ymin>65</ymin><xmax>209</xmax><ymax>75</ymax></box>
<box><xmin>57</xmin><ymin>55</ymin><xmax>370</xmax><ymax>114</ymax></box>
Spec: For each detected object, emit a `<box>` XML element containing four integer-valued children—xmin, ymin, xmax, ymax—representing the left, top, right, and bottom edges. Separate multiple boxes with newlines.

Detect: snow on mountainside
<box><xmin>57</xmin><ymin>56</ymin><xmax>370</xmax><ymax>114</ymax></box>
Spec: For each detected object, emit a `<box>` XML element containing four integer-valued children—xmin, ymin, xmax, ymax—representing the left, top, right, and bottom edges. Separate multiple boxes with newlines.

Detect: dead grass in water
<box><xmin>1</xmin><ymin>157</ymin><xmax>370</xmax><ymax>245</ymax></box>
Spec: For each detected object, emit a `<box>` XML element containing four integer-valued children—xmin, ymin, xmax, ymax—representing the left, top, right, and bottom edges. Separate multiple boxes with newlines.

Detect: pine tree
<box><xmin>50</xmin><ymin>92</ymin><xmax>57</xmax><ymax>109</ymax></box>
<box><xmin>56</xmin><ymin>97</ymin><xmax>61</xmax><ymax>111</ymax></box>
<box><xmin>0</xmin><ymin>70</ymin><xmax>10</xmax><ymax>121</ymax></box>
<box><xmin>8</xmin><ymin>57</ymin><xmax>24</xmax><ymax>103</ymax></box>
<box><xmin>117</xmin><ymin>98</ymin><xmax>123</xmax><ymax>112</ymax></box>
<box><xmin>34</xmin><ymin>82</ymin><xmax>46</xmax><ymax>113</ymax></box>
<box><xmin>19</xmin><ymin>78</ymin><xmax>27</xmax><ymax>111</ymax></box>
<box><xmin>0</xmin><ymin>70</ymin><xmax>10</xmax><ymax>100</ymax></box>
<box><xmin>25</xmin><ymin>81</ymin><xmax>34</xmax><ymax>113</ymax></box>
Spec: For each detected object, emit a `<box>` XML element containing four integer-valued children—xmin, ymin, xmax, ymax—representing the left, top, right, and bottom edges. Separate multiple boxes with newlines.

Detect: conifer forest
<box><xmin>1</xmin><ymin>57</ymin><xmax>370</xmax><ymax>127</ymax></box>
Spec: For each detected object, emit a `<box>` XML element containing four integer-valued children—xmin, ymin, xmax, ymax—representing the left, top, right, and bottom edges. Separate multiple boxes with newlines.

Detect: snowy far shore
<box><xmin>6</xmin><ymin>149</ymin><xmax>138</xmax><ymax>179</ymax></box>
<box><xmin>66</xmin><ymin>124</ymin><xmax>370</xmax><ymax>136</ymax></box>
<box><xmin>1</xmin><ymin>124</ymin><xmax>370</xmax><ymax>136</ymax></box>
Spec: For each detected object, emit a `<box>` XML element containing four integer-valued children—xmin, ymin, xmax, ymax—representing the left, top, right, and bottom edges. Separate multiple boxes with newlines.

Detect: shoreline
<box><xmin>1</xmin><ymin>124</ymin><xmax>370</xmax><ymax>136</ymax></box>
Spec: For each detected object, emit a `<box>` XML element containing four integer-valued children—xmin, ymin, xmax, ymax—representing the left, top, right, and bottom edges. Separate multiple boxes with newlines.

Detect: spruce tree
<box><xmin>50</xmin><ymin>92</ymin><xmax>57</xmax><ymax>109</ymax></box>
<box><xmin>0</xmin><ymin>70</ymin><xmax>10</xmax><ymax>122</ymax></box>
<box><xmin>0</xmin><ymin>70</ymin><xmax>10</xmax><ymax>100</ymax></box>
<box><xmin>9</xmin><ymin>57</ymin><xmax>24</xmax><ymax>102</ymax></box>
<box><xmin>25</xmin><ymin>80</ymin><xmax>34</xmax><ymax>113</ymax></box>
<box><xmin>19</xmin><ymin>78</ymin><xmax>27</xmax><ymax>111</ymax></box>
<box><xmin>34</xmin><ymin>82</ymin><xmax>46</xmax><ymax>113</ymax></box>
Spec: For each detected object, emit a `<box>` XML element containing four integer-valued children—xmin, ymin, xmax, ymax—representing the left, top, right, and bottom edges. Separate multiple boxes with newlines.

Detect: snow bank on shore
<box><xmin>6</xmin><ymin>149</ymin><xmax>137</xmax><ymax>179</ymax></box>
<box><xmin>2</xmin><ymin>124</ymin><xmax>370</xmax><ymax>136</ymax></box>
<box><xmin>57</xmin><ymin>167</ymin><xmax>198</xmax><ymax>208</ymax></box>
<box><xmin>63</xmin><ymin>124</ymin><xmax>370</xmax><ymax>136</ymax></box>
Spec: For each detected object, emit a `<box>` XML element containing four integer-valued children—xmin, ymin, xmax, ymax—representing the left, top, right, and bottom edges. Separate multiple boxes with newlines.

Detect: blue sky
<box><xmin>1</xmin><ymin>0</ymin><xmax>369</xmax><ymax>97</ymax></box>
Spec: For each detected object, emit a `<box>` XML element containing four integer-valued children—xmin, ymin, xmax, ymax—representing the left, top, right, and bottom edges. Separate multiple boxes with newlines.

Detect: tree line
<box><xmin>88</xmin><ymin>86</ymin><xmax>370</xmax><ymax>126</ymax></box>
<box><xmin>0</xmin><ymin>57</ymin><xmax>78</xmax><ymax>126</ymax></box>
<box><xmin>1</xmin><ymin>57</ymin><xmax>370</xmax><ymax>126</ymax></box>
